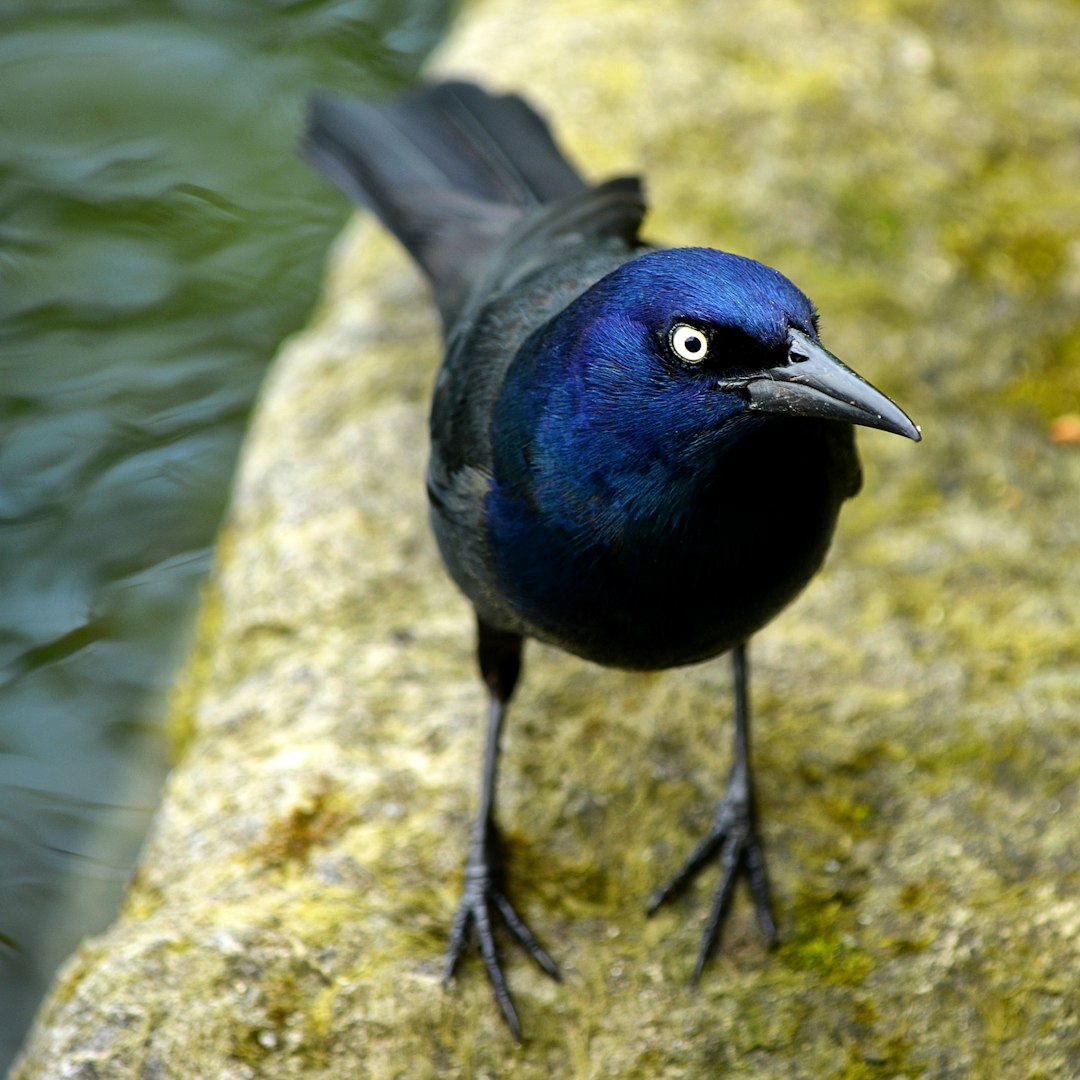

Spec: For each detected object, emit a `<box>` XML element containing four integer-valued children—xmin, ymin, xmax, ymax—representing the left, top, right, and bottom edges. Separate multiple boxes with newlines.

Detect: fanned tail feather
<box><xmin>303</xmin><ymin>82</ymin><xmax>589</xmax><ymax>324</ymax></box>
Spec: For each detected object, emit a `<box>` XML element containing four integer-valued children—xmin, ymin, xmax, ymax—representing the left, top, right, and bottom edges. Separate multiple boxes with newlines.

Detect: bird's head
<box><xmin>492</xmin><ymin>247</ymin><xmax>918</xmax><ymax>534</ymax></box>
<box><xmin>542</xmin><ymin>247</ymin><xmax>920</xmax><ymax>448</ymax></box>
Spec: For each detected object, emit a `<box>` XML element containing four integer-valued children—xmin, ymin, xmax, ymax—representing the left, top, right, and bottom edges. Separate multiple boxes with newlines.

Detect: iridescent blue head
<box><xmin>492</xmin><ymin>247</ymin><xmax>918</xmax><ymax>535</ymax></box>
<box><xmin>586</xmin><ymin>247</ymin><xmax>820</xmax><ymax>370</ymax></box>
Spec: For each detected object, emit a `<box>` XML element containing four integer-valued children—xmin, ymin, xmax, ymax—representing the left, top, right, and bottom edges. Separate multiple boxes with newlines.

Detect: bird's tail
<box><xmin>303</xmin><ymin>81</ymin><xmax>589</xmax><ymax>326</ymax></box>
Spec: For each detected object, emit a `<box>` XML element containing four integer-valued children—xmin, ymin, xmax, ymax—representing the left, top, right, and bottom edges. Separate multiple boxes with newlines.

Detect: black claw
<box><xmin>443</xmin><ymin>903</ymin><xmax>471</xmax><ymax>983</ymax></box>
<box><xmin>651</xmin><ymin>800</ymin><xmax>777</xmax><ymax>980</ymax></box>
<box><xmin>744</xmin><ymin>834</ymin><xmax>779</xmax><ymax>945</ymax></box>
<box><xmin>690</xmin><ymin>832</ymin><xmax>746</xmax><ymax>982</ymax></box>
<box><xmin>646</xmin><ymin>827</ymin><xmax>724</xmax><ymax>915</ymax></box>
<box><xmin>494</xmin><ymin>891</ymin><xmax>561</xmax><ymax>980</ymax></box>
<box><xmin>474</xmin><ymin>897</ymin><xmax>522</xmax><ymax>1040</ymax></box>
<box><xmin>442</xmin><ymin>843</ymin><xmax>559</xmax><ymax>1041</ymax></box>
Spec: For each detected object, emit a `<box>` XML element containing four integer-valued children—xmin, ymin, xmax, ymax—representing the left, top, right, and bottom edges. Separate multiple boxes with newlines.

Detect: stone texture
<box><xmin>13</xmin><ymin>0</ymin><xmax>1080</xmax><ymax>1076</ymax></box>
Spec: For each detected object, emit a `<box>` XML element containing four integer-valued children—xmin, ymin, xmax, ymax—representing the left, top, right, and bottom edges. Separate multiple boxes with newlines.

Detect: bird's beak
<box><xmin>743</xmin><ymin>327</ymin><xmax>921</xmax><ymax>441</ymax></box>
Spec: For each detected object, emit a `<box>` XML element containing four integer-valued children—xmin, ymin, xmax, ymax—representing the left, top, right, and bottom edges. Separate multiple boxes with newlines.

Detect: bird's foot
<box><xmin>443</xmin><ymin>836</ymin><xmax>559</xmax><ymax>1040</ymax></box>
<box><xmin>646</xmin><ymin>771</ymin><xmax>777</xmax><ymax>981</ymax></box>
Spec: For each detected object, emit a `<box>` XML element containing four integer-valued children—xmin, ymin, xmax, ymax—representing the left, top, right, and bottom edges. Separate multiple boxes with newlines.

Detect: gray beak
<box><xmin>744</xmin><ymin>327</ymin><xmax>921</xmax><ymax>441</ymax></box>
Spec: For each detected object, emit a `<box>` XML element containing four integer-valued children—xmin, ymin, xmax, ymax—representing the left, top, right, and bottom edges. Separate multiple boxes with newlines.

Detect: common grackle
<box><xmin>304</xmin><ymin>81</ymin><xmax>920</xmax><ymax>1039</ymax></box>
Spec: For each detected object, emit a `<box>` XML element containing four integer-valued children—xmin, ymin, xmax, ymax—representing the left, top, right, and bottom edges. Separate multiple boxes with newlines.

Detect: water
<box><xmin>0</xmin><ymin>1</ymin><xmax>452</xmax><ymax>1068</ymax></box>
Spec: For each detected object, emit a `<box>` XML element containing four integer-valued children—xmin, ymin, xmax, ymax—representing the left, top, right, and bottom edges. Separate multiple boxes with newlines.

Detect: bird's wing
<box><xmin>445</xmin><ymin>175</ymin><xmax>647</xmax><ymax>348</ymax></box>
<box><xmin>432</xmin><ymin>177</ymin><xmax>648</xmax><ymax>487</ymax></box>
<box><xmin>425</xmin><ymin>179</ymin><xmax>647</xmax><ymax>634</ymax></box>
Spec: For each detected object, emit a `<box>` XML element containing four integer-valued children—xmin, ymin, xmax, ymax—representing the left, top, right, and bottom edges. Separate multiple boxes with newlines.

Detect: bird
<box><xmin>303</xmin><ymin>80</ymin><xmax>920</xmax><ymax>1039</ymax></box>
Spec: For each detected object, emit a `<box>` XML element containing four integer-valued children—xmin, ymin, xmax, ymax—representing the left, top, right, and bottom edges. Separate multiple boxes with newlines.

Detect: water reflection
<box><xmin>0</xmin><ymin>0</ymin><xmax>452</xmax><ymax>1067</ymax></box>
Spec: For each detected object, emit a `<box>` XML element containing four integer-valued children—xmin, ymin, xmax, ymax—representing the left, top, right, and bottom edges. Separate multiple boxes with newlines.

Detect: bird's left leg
<box><xmin>646</xmin><ymin>641</ymin><xmax>778</xmax><ymax>979</ymax></box>
<box><xmin>443</xmin><ymin>619</ymin><xmax>559</xmax><ymax>1039</ymax></box>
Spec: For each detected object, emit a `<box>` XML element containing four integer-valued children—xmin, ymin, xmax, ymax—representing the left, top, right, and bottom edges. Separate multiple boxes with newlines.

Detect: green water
<box><xmin>0</xmin><ymin>1</ymin><xmax>452</xmax><ymax>1066</ymax></box>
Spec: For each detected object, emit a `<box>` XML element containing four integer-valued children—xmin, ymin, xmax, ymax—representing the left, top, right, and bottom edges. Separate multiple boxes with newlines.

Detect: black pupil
<box><xmin>684</xmin><ymin>334</ymin><xmax>702</xmax><ymax>353</ymax></box>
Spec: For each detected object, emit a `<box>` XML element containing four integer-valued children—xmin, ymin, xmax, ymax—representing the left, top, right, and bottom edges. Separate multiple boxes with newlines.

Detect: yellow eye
<box><xmin>670</xmin><ymin>323</ymin><xmax>709</xmax><ymax>363</ymax></box>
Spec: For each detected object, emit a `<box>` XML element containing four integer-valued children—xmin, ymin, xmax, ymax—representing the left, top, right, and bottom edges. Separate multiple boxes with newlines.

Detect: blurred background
<box><xmin>0</xmin><ymin>0</ymin><xmax>453</xmax><ymax>1068</ymax></box>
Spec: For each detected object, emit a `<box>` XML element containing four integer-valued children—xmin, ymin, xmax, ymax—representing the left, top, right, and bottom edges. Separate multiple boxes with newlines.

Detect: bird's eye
<box><xmin>669</xmin><ymin>323</ymin><xmax>709</xmax><ymax>363</ymax></box>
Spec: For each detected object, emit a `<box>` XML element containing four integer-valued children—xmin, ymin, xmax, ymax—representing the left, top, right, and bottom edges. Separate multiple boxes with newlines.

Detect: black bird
<box><xmin>304</xmin><ymin>81</ymin><xmax>920</xmax><ymax>1038</ymax></box>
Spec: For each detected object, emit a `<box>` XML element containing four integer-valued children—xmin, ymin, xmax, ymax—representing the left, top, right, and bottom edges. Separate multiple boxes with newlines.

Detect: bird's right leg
<box><xmin>443</xmin><ymin>619</ymin><xmax>559</xmax><ymax>1039</ymax></box>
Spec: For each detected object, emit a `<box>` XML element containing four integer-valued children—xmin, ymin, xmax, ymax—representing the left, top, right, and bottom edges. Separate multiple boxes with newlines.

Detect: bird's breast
<box><xmin>484</xmin><ymin>419</ymin><xmax>850</xmax><ymax>670</ymax></box>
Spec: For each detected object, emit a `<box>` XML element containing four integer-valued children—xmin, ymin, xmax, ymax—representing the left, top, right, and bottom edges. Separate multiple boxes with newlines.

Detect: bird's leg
<box><xmin>443</xmin><ymin>619</ymin><xmax>559</xmax><ymax>1039</ymax></box>
<box><xmin>646</xmin><ymin>641</ymin><xmax>778</xmax><ymax>979</ymax></box>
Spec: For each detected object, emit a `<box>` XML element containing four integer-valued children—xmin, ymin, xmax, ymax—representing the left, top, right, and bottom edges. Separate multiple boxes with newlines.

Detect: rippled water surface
<box><xmin>0</xmin><ymin>1</ymin><xmax>451</xmax><ymax>1066</ymax></box>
